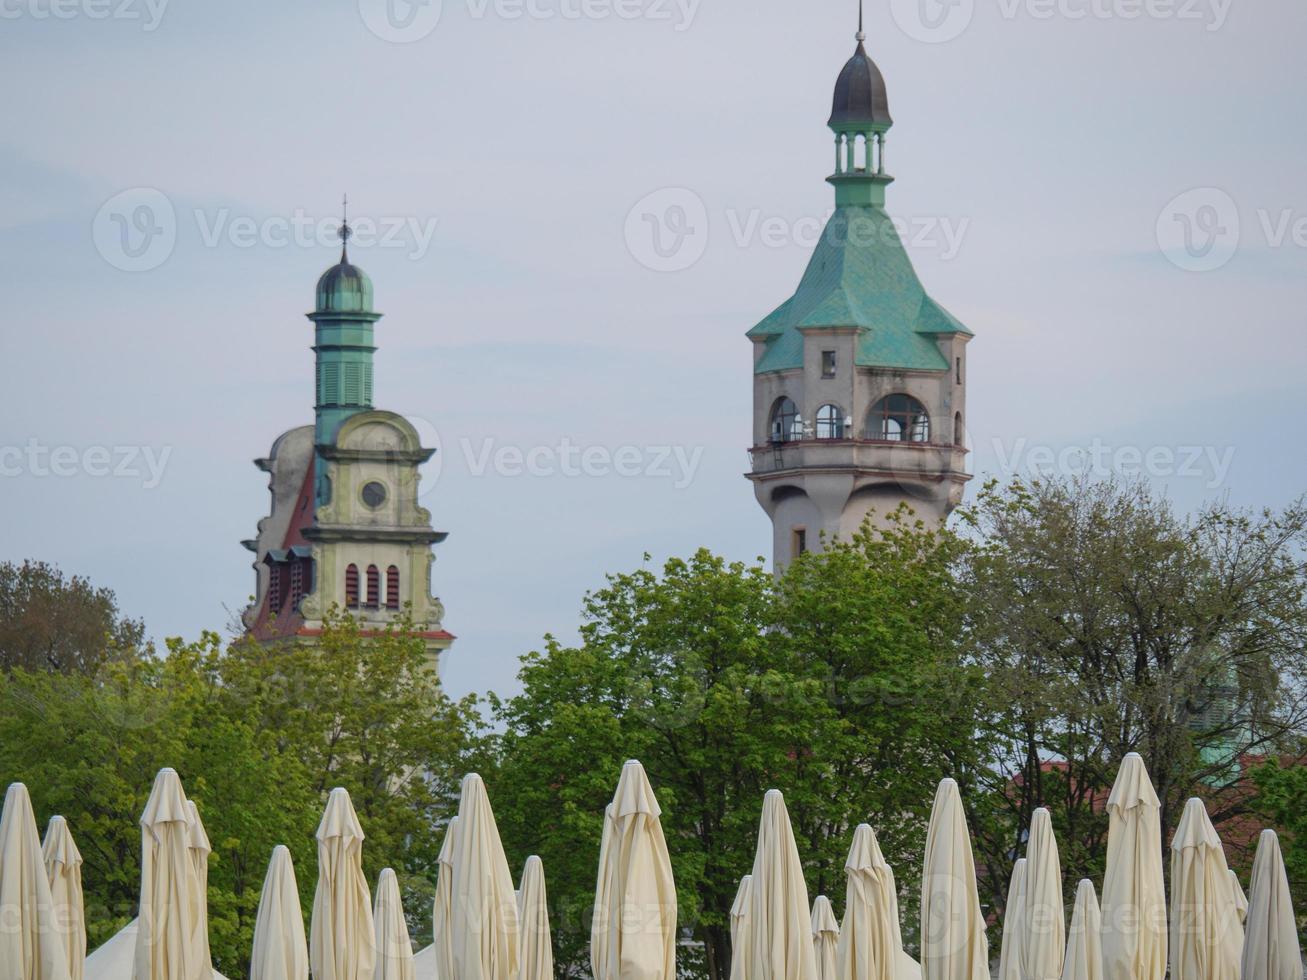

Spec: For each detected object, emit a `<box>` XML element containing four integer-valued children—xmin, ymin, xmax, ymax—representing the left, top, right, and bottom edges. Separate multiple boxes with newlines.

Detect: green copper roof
<box><xmin>748</xmin><ymin>205</ymin><xmax>971</xmax><ymax>375</ymax></box>
<box><xmin>315</xmin><ymin>253</ymin><xmax>374</xmax><ymax>315</ymax></box>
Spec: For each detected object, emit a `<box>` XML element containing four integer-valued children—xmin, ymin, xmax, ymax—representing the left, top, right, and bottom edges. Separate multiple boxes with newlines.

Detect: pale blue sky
<box><xmin>2</xmin><ymin>0</ymin><xmax>1305</xmax><ymax>700</ymax></box>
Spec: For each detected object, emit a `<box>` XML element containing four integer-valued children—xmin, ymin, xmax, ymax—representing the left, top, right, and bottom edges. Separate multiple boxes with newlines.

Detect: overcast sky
<box><xmin>2</xmin><ymin>0</ymin><xmax>1305</xmax><ymax>701</ymax></box>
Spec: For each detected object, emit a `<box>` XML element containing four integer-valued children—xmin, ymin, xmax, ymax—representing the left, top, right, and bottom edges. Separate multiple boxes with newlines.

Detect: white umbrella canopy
<box><xmin>996</xmin><ymin>858</ymin><xmax>1027</xmax><ymax>980</ymax></box>
<box><xmin>42</xmin><ymin>815</ymin><xmax>85</xmax><ymax>980</ymax></box>
<box><xmin>187</xmin><ymin>801</ymin><xmax>214</xmax><ymax>974</ymax></box>
<box><xmin>1022</xmin><ymin>808</ymin><xmax>1065</xmax><ymax>980</ymax></box>
<box><xmin>731</xmin><ymin>875</ymin><xmax>754</xmax><ymax>952</ymax></box>
<box><xmin>134</xmin><ymin>768</ymin><xmax>208</xmax><ymax>980</ymax></box>
<box><xmin>250</xmin><ymin>845</ymin><xmax>308</xmax><ymax>980</ymax></box>
<box><xmin>1169</xmin><ymin>797</ymin><xmax>1242</xmax><ymax>980</ymax></box>
<box><xmin>835</xmin><ymin>824</ymin><xmax>898</xmax><ymax>980</ymax></box>
<box><xmin>517</xmin><ymin>855</ymin><xmax>554</xmax><ymax>980</ymax></box>
<box><xmin>591</xmin><ymin>804</ymin><xmax>618</xmax><ymax>980</ymax></box>
<box><xmin>919</xmin><ymin>778</ymin><xmax>988</xmax><ymax>980</ymax></box>
<box><xmin>1100</xmin><ymin>753</ymin><xmax>1166</xmax><ymax>980</ymax></box>
<box><xmin>374</xmin><ymin>868</ymin><xmax>415</xmax><ymax>980</ymax></box>
<box><xmin>812</xmin><ymin>895</ymin><xmax>840</xmax><ymax>980</ymax></box>
<box><xmin>310</xmin><ymin>787</ymin><xmax>376</xmax><ymax>980</ymax></box>
<box><xmin>449</xmin><ymin>773</ymin><xmax>519</xmax><ymax>980</ymax></box>
<box><xmin>1240</xmin><ymin>829</ymin><xmax>1301</xmax><ymax>980</ymax></box>
<box><xmin>1061</xmin><ymin>880</ymin><xmax>1103</xmax><ymax>980</ymax></box>
<box><xmin>430</xmin><ymin>816</ymin><xmax>458</xmax><ymax>980</ymax></box>
<box><xmin>0</xmin><ymin>783</ymin><xmax>73</xmax><ymax>980</ymax></box>
<box><xmin>592</xmin><ymin>760</ymin><xmax>677</xmax><ymax>980</ymax></box>
<box><xmin>1227</xmin><ymin>871</ymin><xmax>1247</xmax><ymax>924</ymax></box>
<box><xmin>87</xmin><ymin>919</ymin><xmax>234</xmax><ymax>980</ymax></box>
<box><xmin>730</xmin><ymin>789</ymin><xmax>817</xmax><ymax>980</ymax></box>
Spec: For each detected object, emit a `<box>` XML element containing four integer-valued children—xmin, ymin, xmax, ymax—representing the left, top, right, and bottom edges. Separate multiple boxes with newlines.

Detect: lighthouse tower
<box><xmin>745</xmin><ymin>17</ymin><xmax>973</xmax><ymax>567</ymax></box>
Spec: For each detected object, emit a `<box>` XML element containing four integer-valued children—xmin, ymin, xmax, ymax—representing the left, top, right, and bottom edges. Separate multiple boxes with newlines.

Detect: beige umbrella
<box><xmin>430</xmin><ymin>816</ymin><xmax>458</xmax><ymax>980</ymax></box>
<box><xmin>731</xmin><ymin>875</ymin><xmax>754</xmax><ymax>954</ymax></box>
<box><xmin>591</xmin><ymin>804</ymin><xmax>618</xmax><ymax>980</ymax></box>
<box><xmin>186</xmin><ymin>801</ymin><xmax>214</xmax><ymax>974</ymax></box>
<box><xmin>449</xmin><ymin>773</ymin><xmax>518</xmax><ymax>980</ymax></box>
<box><xmin>835</xmin><ymin>824</ymin><xmax>898</xmax><ymax>980</ymax></box>
<box><xmin>1169</xmin><ymin>797</ymin><xmax>1242</xmax><ymax>980</ymax></box>
<box><xmin>1240</xmin><ymin>829</ymin><xmax>1301</xmax><ymax>980</ymax></box>
<box><xmin>1100</xmin><ymin>753</ymin><xmax>1165</xmax><ymax>980</ymax></box>
<box><xmin>250</xmin><ymin>845</ymin><xmax>308</xmax><ymax>980</ymax></box>
<box><xmin>135</xmin><ymin>768</ymin><xmax>207</xmax><ymax>980</ymax></box>
<box><xmin>996</xmin><ymin>858</ymin><xmax>1027</xmax><ymax>980</ymax></box>
<box><xmin>592</xmin><ymin>760</ymin><xmax>677</xmax><ymax>980</ymax></box>
<box><xmin>374</xmin><ymin>868</ymin><xmax>415</xmax><ymax>980</ymax></box>
<box><xmin>0</xmin><ymin>783</ymin><xmax>72</xmax><ymax>980</ymax></box>
<box><xmin>919</xmin><ymin>778</ymin><xmax>988</xmax><ymax>980</ymax></box>
<box><xmin>882</xmin><ymin>865</ymin><xmax>921</xmax><ymax>980</ymax></box>
<box><xmin>517</xmin><ymin>856</ymin><xmax>554</xmax><ymax>980</ymax></box>
<box><xmin>731</xmin><ymin>789</ymin><xmax>817</xmax><ymax>980</ymax></box>
<box><xmin>1227</xmin><ymin>871</ymin><xmax>1247</xmax><ymax>924</ymax></box>
<box><xmin>1061</xmin><ymin>880</ymin><xmax>1103</xmax><ymax>980</ymax></box>
<box><xmin>42</xmin><ymin>815</ymin><xmax>85</xmax><ymax>980</ymax></box>
<box><xmin>1023</xmin><ymin>808</ymin><xmax>1065</xmax><ymax>980</ymax></box>
<box><xmin>812</xmin><ymin>895</ymin><xmax>840</xmax><ymax>980</ymax></box>
<box><xmin>310</xmin><ymin>787</ymin><xmax>376</xmax><ymax>980</ymax></box>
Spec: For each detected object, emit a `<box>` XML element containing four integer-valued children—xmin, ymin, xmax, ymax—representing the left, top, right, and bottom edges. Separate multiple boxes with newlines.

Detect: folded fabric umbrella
<box><xmin>41</xmin><ymin>814</ymin><xmax>85</xmax><ymax>980</ymax></box>
<box><xmin>591</xmin><ymin>804</ymin><xmax>618</xmax><ymax>980</ymax></box>
<box><xmin>1169</xmin><ymin>797</ymin><xmax>1242</xmax><ymax>980</ymax></box>
<box><xmin>1022</xmin><ymin>808</ymin><xmax>1065</xmax><ymax>980</ymax></box>
<box><xmin>1061</xmin><ymin>880</ymin><xmax>1103</xmax><ymax>980</ymax></box>
<box><xmin>310</xmin><ymin>787</ymin><xmax>376</xmax><ymax>980</ymax></box>
<box><xmin>1239</xmin><ymin>829</ymin><xmax>1301</xmax><ymax>980</ymax></box>
<box><xmin>996</xmin><ymin>858</ymin><xmax>1027</xmax><ymax>980</ymax></box>
<box><xmin>835</xmin><ymin>824</ymin><xmax>898</xmax><ymax>980</ymax></box>
<box><xmin>731</xmin><ymin>875</ymin><xmax>754</xmax><ymax>953</ymax></box>
<box><xmin>1101</xmin><ymin>754</ymin><xmax>1165</xmax><ymax>980</ymax></box>
<box><xmin>187</xmin><ymin>801</ymin><xmax>214</xmax><ymax>974</ymax></box>
<box><xmin>517</xmin><ymin>855</ymin><xmax>554</xmax><ymax>980</ymax></box>
<box><xmin>449</xmin><ymin>773</ymin><xmax>519</xmax><ymax>980</ymax></box>
<box><xmin>250</xmin><ymin>845</ymin><xmax>308</xmax><ymax>980</ymax></box>
<box><xmin>1227</xmin><ymin>871</ymin><xmax>1247</xmax><ymax>924</ymax></box>
<box><xmin>730</xmin><ymin>789</ymin><xmax>817</xmax><ymax>980</ymax></box>
<box><xmin>374</xmin><ymin>868</ymin><xmax>415</xmax><ymax>980</ymax></box>
<box><xmin>430</xmin><ymin>816</ymin><xmax>458</xmax><ymax>980</ymax></box>
<box><xmin>592</xmin><ymin>760</ymin><xmax>677</xmax><ymax>980</ymax></box>
<box><xmin>919</xmin><ymin>778</ymin><xmax>987</xmax><ymax>980</ymax></box>
<box><xmin>812</xmin><ymin>895</ymin><xmax>840</xmax><ymax>980</ymax></box>
<box><xmin>134</xmin><ymin>768</ymin><xmax>207</xmax><ymax>980</ymax></box>
<box><xmin>0</xmin><ymin>783</ymin><xmax>73</xmax><ymax>980</ymax></box>
<box><xmin>86</xmin><ymin>918</ymin><xmax>233</xmax><ymax>980</ymax></box>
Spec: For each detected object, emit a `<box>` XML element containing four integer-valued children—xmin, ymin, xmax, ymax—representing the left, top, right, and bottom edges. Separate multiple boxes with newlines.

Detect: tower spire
<box><xmin>338</xmin><ymin>193</ymin><xmax>352</xmax><ymax>263</ymax></box>
<box><xmin>857</xmin><ymin>0</ymin><xmax>865</xmax><ymax>42</ymax></box>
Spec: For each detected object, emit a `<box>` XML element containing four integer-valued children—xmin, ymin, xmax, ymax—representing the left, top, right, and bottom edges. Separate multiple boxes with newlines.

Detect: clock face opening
<box><xmin>361</xmin><ymin>481</ymin><xmax>388</xmax><ymax>509</ymax></box>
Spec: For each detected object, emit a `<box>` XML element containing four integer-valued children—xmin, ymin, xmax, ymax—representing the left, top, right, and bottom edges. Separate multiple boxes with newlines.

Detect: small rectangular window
<box><xmin>821</xmin><ymin>350</ymin><xmax>837</xmax><ymax>379</ymax></box>
<box><xmin>956</xmin><ymin>356</ymin><xmax>962</xmax><ymax>384</ymax></box>
<box><xmin>792</xmin><ymin>527</ymin><xmax>808</xmax><ymax>557</ymax></box>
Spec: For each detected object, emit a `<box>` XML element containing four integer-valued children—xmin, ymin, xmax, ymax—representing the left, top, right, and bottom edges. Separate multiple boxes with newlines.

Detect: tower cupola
<box><xmin>827</xmin><ymin>7</ymin><xmax>894</xmax><ymax>208</ymax></box>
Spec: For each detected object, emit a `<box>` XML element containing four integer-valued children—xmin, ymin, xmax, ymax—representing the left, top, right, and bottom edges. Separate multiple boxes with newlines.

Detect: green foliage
<box><xmin>0</xmin><ymin>611</ymin><xmax>478</xmax><ymax>979</ymax></box>
<box><xmin>1252</xmin><ymin>758</ymin><xmax>1307</xmax><ymax>927</ymax></box>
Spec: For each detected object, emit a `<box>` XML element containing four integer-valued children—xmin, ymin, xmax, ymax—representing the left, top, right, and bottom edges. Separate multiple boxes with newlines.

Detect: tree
<box><xmin>490</xmin><ymin>526</ymin><xmax>973</xmax><ymax>979</ymax></box>
<box><xmin>0</xmin><ymin>559</ymin><xmax>145</xmax><ymax>673</ymax></box>
<box><xmin>957</xmin><ymin>477</ymin><xmax>1307</xmax><ymax>916</ymax></box>
<box><xmin>1251</xmin><ymin>757</ymin><xmax>1307</xmax><ymax>928</ymax></box>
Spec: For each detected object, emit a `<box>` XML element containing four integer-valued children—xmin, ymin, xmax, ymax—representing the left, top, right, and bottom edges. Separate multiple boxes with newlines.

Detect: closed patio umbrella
<box><xmin>591</xmin><ymin>804</ymin><xmax>617</xmax><ymax>980</ymax></box>
<box><xmin>592</xmin><ymin>760</ymin><xmax>676</xmax><ymax>980</ymax></box>
<box><xmin>310</xmin><ymin>787</ymin><xmax>376</xmax><ymax>980</ymax></box>
<box><xmin>134</xmin><ymin>768</ymin><xmax>207</xmax><ymax>980</ymax></box>
<box><xmin>812</xmin><ymin>895</ymin><xmax>840</xmax><ymax>980</ymax></box>
<box><xmin>374</xmin><ymin>868</ymin><xmax>415</xmax><ymax>980</ymax></box>
<box><xmin>1061</xmin><ymin>880</ymin><xmax>1103</xmax><ymax>980</ymax></box>
<box><xmin>0</xmin><ymin>783</ymin><xmax>72</xmax><ymax>980</ymax></box>
<box><xmin>516</xmin><ymin>856</ymin><xmax>553</xmax><ymax>980</ymax></box>
<box><xmin>186</xmin><ymin>801</ymin><xmax>214</xmax><ymax>974</ymax></box>
<box><xmin>449</xmin><ymin>773</ymin><xmax>518</xmax><ymax>980</ymax></box>
<box><xmin>250</xmin><ymin>845</ymin><xmax>308</xmax><ymax>980</ymax></box>
<box><xmin>731</xmin><ymin>875</ymin><xmax>754</xmax><ymax>952</ymax></box>
<box><xmin>1239</xmin><ymin>829</ymin><xmax>1301</xmax><ymax>980</ymax></box>
<box><xmin>996</xmin><ymin>859</ymin><xmax>1027</xmax><ymax>980</ymax></box>
<box><xmin>1169</xmin><ymin>797</ymin><xmax>1242</xmax><ymax>980</ymax></box>
<box><xmin>42</xmin><ymin>814</ymin><xmax>85</xmax><ymax>980</ymax></box>
<box><xmin>836</xmin><ymin>824</ymin><xmax>897</xmax><ymax>980</ymax></box>
<box><xmin>1101</xmin><ymin>754</ymin><xmax>1165</xmax><ymax>980</ymax></box>
<box><xmin>430</xmin><ymin>816</ymin><xmax>458</xmax><ymax>980</ymax></box>
<box><xmin>1022</xmin><ymin>808</ymin><xmax>1065</xmax><ymax>980</ymax></box>
<box><xmin>919</xmin><ymin>778</ymin><xmax>987</xmax><ymax>980</ymax></box>
<box><xmin>1227</xmin><ymin>871</ymin><xmax>1247</xmax><ymax>924</ymax></box>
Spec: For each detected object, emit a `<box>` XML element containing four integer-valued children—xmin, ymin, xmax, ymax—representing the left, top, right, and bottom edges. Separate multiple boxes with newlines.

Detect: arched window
<box><xmin>386</xmin><ymin>566</ymin><xmax>400</xmax><ymax>610</ymax></box>
<box><xmin>867</xmin><ymin>395</ymin><xmax>930</xmax><ymax>443</ymax></box>
<box><xmin>768</xmin><ymin>397</ymin><xmax>799</xmax><ymax>443</ymax></box>
<box><xmin>345</xmin><ymin>564</ymin><xmax>359</xmax><ymax>609</ymax></box>
<box><xmin>366</xmin><ymin>565</ymin><xmax>380</xmax><ymax>608</ymax></box>
<box><xmin>815</xmin><ymin>404</ymin><xmax>847</xmax><ymax>440</ymax></box>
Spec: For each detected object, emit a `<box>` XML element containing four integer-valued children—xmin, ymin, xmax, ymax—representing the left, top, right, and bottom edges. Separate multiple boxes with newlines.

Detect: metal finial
<box><xmin>338</xmin><ymin>193</ymin><xmax>353</xmax><ymax>261</ymax></box>
<box><xmin>856</xmin><ymin>0</ymin><xmax>866</xmax><ymax>42</ymax></box>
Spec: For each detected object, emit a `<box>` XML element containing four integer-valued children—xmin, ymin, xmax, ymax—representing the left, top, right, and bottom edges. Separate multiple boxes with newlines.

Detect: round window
<box><xmin>361</xmin><ymin>481</ymin><xmax>387</xmax><ymax>508</ymax></box>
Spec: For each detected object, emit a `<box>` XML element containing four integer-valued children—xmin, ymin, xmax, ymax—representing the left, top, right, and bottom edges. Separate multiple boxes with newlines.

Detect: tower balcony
<box><xmin>746</xmin><ymin>437</ymin><xmax>970</xmax><ymax>485</ymax></box>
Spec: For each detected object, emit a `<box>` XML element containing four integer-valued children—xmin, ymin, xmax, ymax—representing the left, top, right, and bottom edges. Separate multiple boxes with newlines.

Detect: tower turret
<box><xmin>828</xmin><ymin>9</ymin><xmax>894</xmax><ymax>207</ymax></box>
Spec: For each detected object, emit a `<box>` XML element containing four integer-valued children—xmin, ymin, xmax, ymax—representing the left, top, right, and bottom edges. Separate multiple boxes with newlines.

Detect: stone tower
<box><xmin>242</xmin><ymin>213</ymin><xmax>453</xmax><ymax>668</ymax></box>
<box><xmin>746</xmin><ymin>19</ymin><xmax>973</xmax><ymax>567</ymax></box>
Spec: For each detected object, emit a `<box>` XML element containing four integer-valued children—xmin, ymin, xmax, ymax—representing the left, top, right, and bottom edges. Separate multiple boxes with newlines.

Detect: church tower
<box><xmin>242</xmin><ymin>210</ymin><xmax>453</xmax><ymax>667</ymax></box>
<box><xmin>746</xmin><ymin>16</ymin><xmax>973</xmax><ymax>567</ymax></box>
